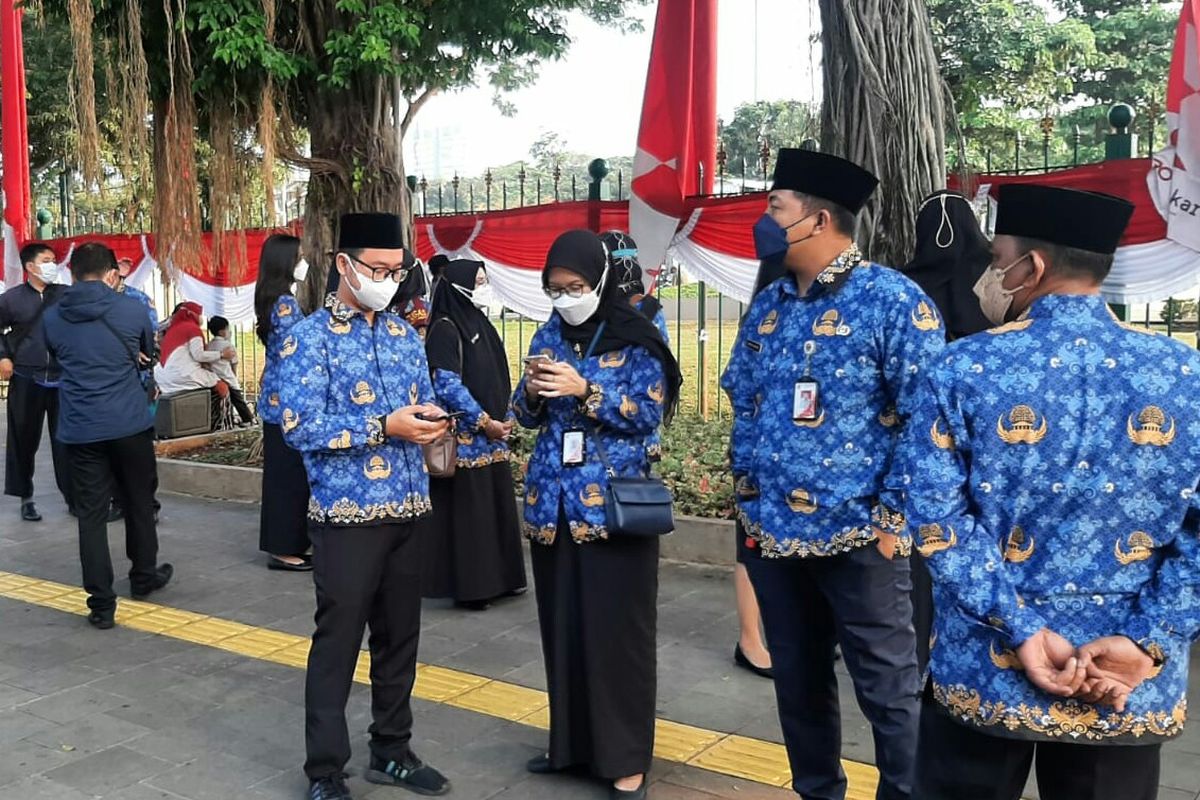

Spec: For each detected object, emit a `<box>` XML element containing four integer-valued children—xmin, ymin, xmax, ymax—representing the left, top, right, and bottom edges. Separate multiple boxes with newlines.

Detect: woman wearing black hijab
<box><xmin>900</xmin><ymin>190</ymin><xmax>993</xmax><ymax>341</ymax></box>
<box><xmin>421</xmin><ymin>259</ymin><xmax>526</xmax><ymax>608</ymax></box>
<box><xmin>512</xmin><ymin>230</ymin><xmax>681</xmax><ymax>800</ymax></box>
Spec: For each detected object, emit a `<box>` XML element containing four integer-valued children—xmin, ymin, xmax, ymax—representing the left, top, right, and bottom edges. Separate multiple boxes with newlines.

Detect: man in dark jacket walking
<box><xmin>43</xmin><ymin>243</ymin><xmax>172</xmax><ymax>629</ymax></box>
<box><xmin>0</xmin><ymin>243</ymin><xmax>72</xmax><ymax>521</ymax></box>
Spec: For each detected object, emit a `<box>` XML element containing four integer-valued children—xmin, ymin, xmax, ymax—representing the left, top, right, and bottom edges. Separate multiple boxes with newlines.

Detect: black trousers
<box><xmin>228</xmin><ymin>387</ymin><xmax>253</xmax><ymax>424</ymax></box>
<box><xmin>305</xmin><ymin>521</ymin><xmax>422</xmax><ymax>780</ymax></box>
<box><xmin>914</xmin><ymin>694</ymin><xmax>1161</xmax><ymax>800</ymax></box>
<box><xmin>745</xmin><ymin>544</ymin><xmax>920</xmax><ymax>800</ymax></box>
<box><xmin>68</xmin><ymin>428</ymin><xmax>159</xmax><ymax>613</ymax></box>
<box><xmin>4</xmin><ymin>373</ymin><xmax>71</xmax><ymax>503</ymax></box>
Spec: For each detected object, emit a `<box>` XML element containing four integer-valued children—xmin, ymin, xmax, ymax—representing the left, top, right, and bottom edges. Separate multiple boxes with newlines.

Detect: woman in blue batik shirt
<box><xmin>253</xmin><ymin>234</ymin><xmax>311</xmax><ymax>571</ymax></box>
<box><xmin>421</xmin><ymin>259</ymin><xmax>526</xmax><ymax>609</ymax></box>
<box><xmin>513</xmin><ymin>230</ymin><xmax>681</xmax><ymax>800</ymax></box>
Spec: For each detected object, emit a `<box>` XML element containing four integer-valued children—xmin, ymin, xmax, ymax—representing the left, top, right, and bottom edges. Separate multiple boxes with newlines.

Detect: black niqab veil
<box><xmin>426</xmin><ymin>260</ymin><xmax>511</xmax><ymax>419</ymax></box>
<box><xmin>901</xmin><ymin>191</ymin><xmax>993</xmax><ymax>340</ymax></box>
<box><xmin>544</xmin><ymin>229</ymin><xmax>682</xmax><ymax>422</ymax></box>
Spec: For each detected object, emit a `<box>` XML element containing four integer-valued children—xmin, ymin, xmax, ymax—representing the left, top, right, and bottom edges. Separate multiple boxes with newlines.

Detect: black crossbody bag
<box><xmin>573</xmin><ymin>323</ymin><xmax>675</xmax><ymax>537</ymax></box>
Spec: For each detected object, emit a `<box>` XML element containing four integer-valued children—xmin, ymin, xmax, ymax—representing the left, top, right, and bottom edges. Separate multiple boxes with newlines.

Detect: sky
<box><xmin>404</xmin><ymin>0</ymin><xmax>819</xmax><ymax>181</ymax></box>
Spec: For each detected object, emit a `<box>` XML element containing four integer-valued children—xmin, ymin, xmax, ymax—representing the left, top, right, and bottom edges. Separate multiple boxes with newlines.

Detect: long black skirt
<box><xmin>258</xmin><ymin>422</ymin><xmax>311</xmax><ymax>556</ymax></box>
<box><xmin>421</xmin><ymin>462</ymin><xmax>526</xmax><ymax>602</ymax></box>
<box><xmin>531</xmin><ymin>509</ymin><xmax>659</xmax><ymax>779</ymax></box>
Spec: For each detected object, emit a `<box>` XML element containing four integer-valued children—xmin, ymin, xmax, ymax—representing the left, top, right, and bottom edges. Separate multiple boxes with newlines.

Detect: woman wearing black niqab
<box><xmin>900</xmin><ymin>190</ymin><xmax>993</xmax><ymax>341</ymax></box>
<box><xmin>421</xmin><ymin>259</ymin><xmax>526</xmax><ymax>608</ymax></box>
<box><xmin>511</xmin><ymin>230</ymin><xmax>681</xmax><ymax>800</ymax></box>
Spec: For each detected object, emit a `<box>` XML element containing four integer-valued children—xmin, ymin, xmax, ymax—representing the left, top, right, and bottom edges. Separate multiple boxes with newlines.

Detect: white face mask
<box><xmin>455</xmin><ymin>282</ymin><xmax>493</xmax><ymax>309</ymax></box>
<box><xmin>973</xmin><ymin>253</ymin><xmax>1029</xmax><ymax>326</ymax></box>
<box><xmin>341</xmin><ymin>257</ymin><xmax>398</xmax><ymax>312</ymax></box>
<box><xmin>552</xmin><ymin>271</ymin><xmax>606</xmax><ymax>327</ymax></box>
<box><xmin>293</xmin><ymin>258</ymin><xmax>309</xmax><ymax>283</ymax></box>
<box><xmin>34</xmin><ymin>262</ymin><xmax>59</xmax><ymax>284</ymax></box>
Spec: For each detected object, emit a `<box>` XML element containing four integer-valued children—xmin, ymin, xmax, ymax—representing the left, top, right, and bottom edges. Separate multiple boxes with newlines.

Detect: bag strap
<box><xmin>95</xmin><ymin>315</ymin><xmax>144</xmax><ymax>380</ymax></box>
<box><xmin>566</xmin><ymin>322</ymin><xmax>637</xmax><ymax>479</ymax></box>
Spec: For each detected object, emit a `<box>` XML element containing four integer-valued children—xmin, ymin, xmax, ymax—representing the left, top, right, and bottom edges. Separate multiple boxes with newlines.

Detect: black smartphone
<box><xmin>417</xmin><ymin>410</ymin><xmax>466</xmax><ymax>422</ymax></box>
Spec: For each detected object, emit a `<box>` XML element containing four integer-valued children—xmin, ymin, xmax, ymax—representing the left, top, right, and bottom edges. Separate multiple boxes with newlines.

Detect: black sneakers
<box><xmin>365</xmin><ymin>752</ymin><xmax>450</xmax><ymax>796</ymax></box>
<box><xmin>308</xmin><ymin>775</ymin><xmax>352</xmax><ymax>800</ymax></box>
<box><xmin>131</xmin><ymin>563</ymin><xmax>174</xmax><ymax>600</ymax></box>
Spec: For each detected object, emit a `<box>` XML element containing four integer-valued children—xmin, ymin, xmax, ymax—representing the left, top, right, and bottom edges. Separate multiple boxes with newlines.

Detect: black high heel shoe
<box><xmin>734</xmin><ymin>644</ymin><xmax>774</xmax><ymax>679</ymax></box>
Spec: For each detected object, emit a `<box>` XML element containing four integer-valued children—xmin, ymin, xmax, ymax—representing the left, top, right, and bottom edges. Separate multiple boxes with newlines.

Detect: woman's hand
<box><xmin>484</xmin><ymin>418</ymin><xmax>514</xmax><ymax>441</ymax></box>
<box><xmin>533</xmin><ymin>361</ymin><xmax>589</xmax><ymax>399</ymax></box>
<box><xmin>221</xmin><ymin>346</ymin><xmax>237</xmax><ymax>360</ymax></box>
<box><xmin>386</xmin><ymin>404</ymin><xmax>450</xmax><ymax>445</ymax></box>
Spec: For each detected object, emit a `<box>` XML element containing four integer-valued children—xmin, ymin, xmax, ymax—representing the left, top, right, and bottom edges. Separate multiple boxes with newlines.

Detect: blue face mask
<box><xmin>752</xmin><ymin>213</ymin><xmax>815</xmax><ymax>262</ymax></box>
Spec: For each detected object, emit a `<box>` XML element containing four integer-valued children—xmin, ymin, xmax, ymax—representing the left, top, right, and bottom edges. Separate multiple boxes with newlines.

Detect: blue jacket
<box><xmin>279</xmin><ymin>294</ymin><xmax>436</xmax><ymax>526</ymax></box>
<box><xmin>512</xmin><ymin>315</ymin><xmax>666</xmax><ymax>544</ymax></box>
<box><xmin>721</xmin><ymin>256</ymin><xmax>945</xmax><ymax>558</ymax></box>
<box><xmin>43</xmin><ymin>280</ymin><xmax>155</xmax><ymax>444</ymax></box>
<box><xmin>901</xmin><ymin>293</ymin><xmax>1200</xmax><ymax>743</ymax></box>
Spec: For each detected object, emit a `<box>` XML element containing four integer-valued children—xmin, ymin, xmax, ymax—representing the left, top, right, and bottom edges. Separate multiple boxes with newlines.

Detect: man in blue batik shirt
<box><xmin>279</xmin><ymin>213</ymin><xmax>453</xmax><ymax>800</ymax></box>
<box><xmin>721</xmin><ymin>149</ymin><xmax>945</xmax><ymax>800</ymax></box>
<box><xmin>902</xmin><ymin>184</ymin><xmax>1200</xmax><ymax>800</ymax></box>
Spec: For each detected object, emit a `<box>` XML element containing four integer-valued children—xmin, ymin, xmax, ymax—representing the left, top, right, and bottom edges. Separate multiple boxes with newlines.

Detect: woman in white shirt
<box><xmin>154</xmin><ymin>301</ymin><xmax>234</xmax><ymax>427</ymax></box>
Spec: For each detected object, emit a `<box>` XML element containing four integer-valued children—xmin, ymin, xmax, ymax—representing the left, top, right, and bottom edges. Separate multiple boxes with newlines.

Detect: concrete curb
<box><xmin>156</xmin><ymin>457</ymin><xmax>737</xmax><ymax>567</ymax></box>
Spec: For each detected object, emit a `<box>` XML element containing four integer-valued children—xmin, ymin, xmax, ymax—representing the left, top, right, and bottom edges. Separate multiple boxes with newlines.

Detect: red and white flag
<box><xmin>1147</xmin><ymin>0</ymin><xmax>1200</xmax><ymax>252</ymax></box>
<box><xmin>630</xmin><ymin>0</ymin><xmax>718</xmax><ymax>278</ymax></box>
<box><xmin>1</xmin><ymin>0</ymin><xmax>31</xmax><ymax>290</ymax></box>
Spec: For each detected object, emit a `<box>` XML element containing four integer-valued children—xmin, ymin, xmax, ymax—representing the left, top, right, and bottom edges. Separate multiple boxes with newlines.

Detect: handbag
<box><xmin>422</xmin><ymin>318</ymin><xmax>462</xmax><ymax>478</ymax></box>
<box><xmin>573</xmin><ymin>322</ymin><xmax>675</xmax><ymax>537</ymax></box>
<box><xmin>97</xmin><ymin>316</ymin><xmax>158</xmax><ymax>406</ymax></box>
<box><xmin>591</xmin><ymin>434</ymin><xmax>676</xmax><ymax>537</ymax></box>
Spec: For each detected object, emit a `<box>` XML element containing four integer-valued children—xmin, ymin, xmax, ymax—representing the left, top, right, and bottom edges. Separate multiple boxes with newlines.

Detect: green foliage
<box><xmin>719</xmin><ymin>101</ymin><xmax>818</xmax><ymax>178</ymax></box>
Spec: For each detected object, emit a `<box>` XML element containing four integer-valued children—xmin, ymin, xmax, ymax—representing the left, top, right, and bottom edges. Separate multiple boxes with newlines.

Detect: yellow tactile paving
<box><xmin>653</xmin><ymin>719</ymin><xmax>724</xmax><ymax>763</ymax></box>
<box><xmin>0</xmin><ymin>570</ymin><xmax>882</xmax><ymax>793</ymax></box>
<box><xmin>448</xmin><ymin>680</ymin><xmax>547</xmax><ymax>721</ymax></box>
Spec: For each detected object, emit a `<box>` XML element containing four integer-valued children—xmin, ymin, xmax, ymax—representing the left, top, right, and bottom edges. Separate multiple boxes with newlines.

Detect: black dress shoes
<box><xmin>20</xmin><ymin>501</ymin><xmax>41</xmax><ymax>522</ymax></box>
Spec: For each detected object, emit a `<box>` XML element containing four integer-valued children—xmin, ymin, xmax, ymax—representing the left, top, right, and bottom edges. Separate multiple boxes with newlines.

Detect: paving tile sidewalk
<box><xmin>2</xmin><ymin>421</ymin><xmax>1199</xmax><ymax>799</ymax></box>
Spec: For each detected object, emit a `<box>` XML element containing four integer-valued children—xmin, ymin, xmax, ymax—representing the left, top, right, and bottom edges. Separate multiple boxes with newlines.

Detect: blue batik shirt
<box><xmin>512</xmin><ymin>315</ymin><xmax>666</xmax><ymax>544</ymax></box>
<box><xmin>258</xmin><ymin>295</ymin><xmax>304</xmax><ymax>425</ymax></box>
<box><xmin>120</xmin><ymin>284</ymin><xmax>159</xmax><ymax>331</ymax></box>
<box><xmin>279</xmin><ymin>293</ymin><xmax>436</xmax><ymax>525</ymax></box>
<box><xmin>900</xmin><ymin>293</ymin><xmax>1200</xmax><ymax>743</ymax></box>
<box><xmin>721</xmin><ymin>248</ymin><xmax>946</xmax><ymax>558</ymax></box>
<box><xmin>640</xmin><ymin>301</ymin><xmax>670</xmax><ymax>460</ymax></box>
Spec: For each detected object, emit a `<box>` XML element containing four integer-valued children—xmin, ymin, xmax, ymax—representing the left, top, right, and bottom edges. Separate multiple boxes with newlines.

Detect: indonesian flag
<box><xmin>630</xmin><ymin>0</ymin><xmax>718</xmax><ymax>277</ymax></box>
<box><xmin>1147</xmin><ymin>0</ymin><xmax>1200</xmax><ymax>252</ymax></box>
<box><xmin>1</xmin><ymin>0</ymin><xmax>31</xmax><ymax>290</ymax></box>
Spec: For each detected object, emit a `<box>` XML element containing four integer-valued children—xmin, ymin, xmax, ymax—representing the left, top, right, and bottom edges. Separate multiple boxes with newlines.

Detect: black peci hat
<box><xmin>337</xmin><ymin>212</ymin><xmax>407</xmax><ymax>251</ymax></box>
<box><xmin>770</xmin><ymin>149</ymin><xmax>879</xmax><ymax>214</ymax></box>
<box><xmin>995</xmin><ymin>184</ymin><xmax>1135</xmax><ymax>255</ymax></box>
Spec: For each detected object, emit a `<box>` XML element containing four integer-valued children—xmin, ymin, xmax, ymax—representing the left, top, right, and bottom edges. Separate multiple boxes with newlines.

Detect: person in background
<box><xmin>898</xmin><ymin>190</ymin><xmax>994</xmax><ymax>676</ymax></box>
<box><xmin>391</xmin><ymin>257</ymin><xmax>431</xmax><ymax>335</ymax></box>
<box><xmin>43</xmin><ymin>243</ymin><xmax>172</xmax><ymax>629</ymax></box>
<box><xmin>722</xmin><ymin>149</ymin><xmax>945</xmax><ymax>800</ymax></box>
<box><xmin>253</xmin><ymin>234</ymin><xmax>311</xmax><ymax>572</ymax></box>
<box><xmin>902</xmin><ymin>184</ymin><xmax>1196</xmax><ymax>800</ymax></box>
<box><xmin>281</xmin><ymin>213</ymin><xmax>451</xmax><ymax>800</ymax></box>
<box><xmin>154</xmin><ymin>301</ymin><xmax>235</xmax><ymax>430</ymax></box>
<box><xmin>421</xmin><ymin>259</ymin><xmax>526</xmax><ymax>610</ymax></box>
<box><xmin>205</xmin><ymin>316</ymin><xmax>254</xmax><ymax>426</ymax></box>
<box><xmin>600</xmin><ymin>231</ymin><xmax>669</xmax><ymax>341</ymax></box>
<box><xmin>0</xmin><ymin>243</ymin><xmax>72</xmax><ymax>521</ymax></box>
<box><xmin>513</xmin><ymin>229</ymin><xmax>682</xmax><ymax>800</ymax></box>
<box><xmin>427</xmin><ymin>253</ymin><xmax>450</xmax><ymax>286</ymax></box>
<box><xmin>115</xmin><ymin>257</ymin><xmax>159</xmax><ymax>331</ymax></box>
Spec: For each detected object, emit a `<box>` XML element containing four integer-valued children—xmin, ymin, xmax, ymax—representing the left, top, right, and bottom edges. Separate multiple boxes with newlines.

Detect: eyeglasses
<box><xmin>346</xmin><ymin>253</ymin><xmax>411</xmax><ymax>283</ymax></box>
<box><xmin>544</xmin><ymin>285</ymin><xmax>590</xmax><ymax>300</ymax></box>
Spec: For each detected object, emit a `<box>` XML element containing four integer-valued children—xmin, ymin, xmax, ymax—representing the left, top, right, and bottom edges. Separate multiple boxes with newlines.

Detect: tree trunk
<box><xmin>818</xmin><ymin>0</ymin><xmax>947</xmax><ymax>267</ymax></box>
<box><xmin>300</xmin><ymin>79</ymin><xmax>411</xmax><ymax>306</ymax></box>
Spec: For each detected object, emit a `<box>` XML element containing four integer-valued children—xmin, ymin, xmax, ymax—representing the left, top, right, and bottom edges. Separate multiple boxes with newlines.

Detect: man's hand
<box><xmin>1017</xmin><ymin>628</ymin><xmax>1086</xmax><ymax>697</ymax></box>
<box><xmin>386</xmin><ymin>404</ymin><xmax>450</xmax><ymax>445</ymax></box>
<box><xmin>484</xmin><ymin>418</ymin><xmax>514</xmax><ymax>441</ymax></box>
<box><xmin>0</xmin><ymin>358</ymin><xmax>12</xmax><ymax>380</ymax></box>
<box><xmin>1074</xmin><ymin>636</ymin><xmax>1156</xmax><ymax>712</ymax></box>
<box><xmin>874</xmin><ymin>529</ymin><xmax>898</xmax><ymax>560</ymax></box>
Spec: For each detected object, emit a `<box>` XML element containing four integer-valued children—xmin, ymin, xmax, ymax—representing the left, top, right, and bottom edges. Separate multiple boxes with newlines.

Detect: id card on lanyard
<box><xmin>794</xmin><ymin>340</ymin><xmax>820</xmax><ymax>422</ymax></box>
<box><xmin>560</xmin><ymin>323</ymin><xmax>606</xmax><ymax>467</ymax></box>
